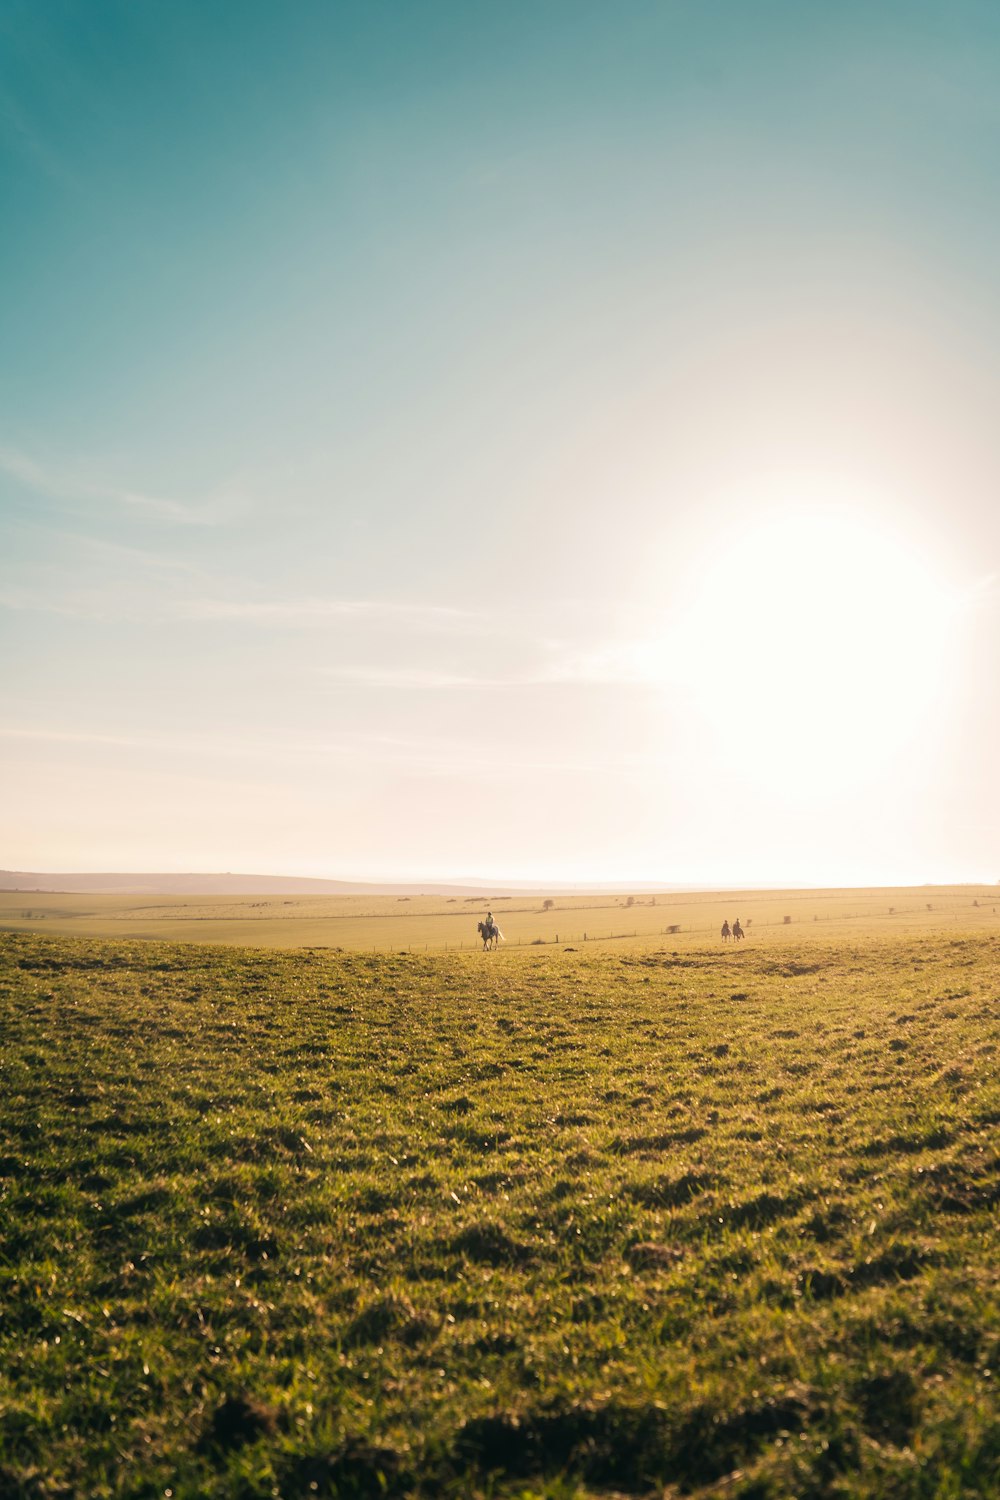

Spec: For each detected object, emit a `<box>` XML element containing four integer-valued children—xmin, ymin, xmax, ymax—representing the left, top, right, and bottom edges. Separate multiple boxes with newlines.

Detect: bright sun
<box><xmin>671</xmin><ymin>503</ymin><xmax>954</xmax><ymax>796</ymax></box>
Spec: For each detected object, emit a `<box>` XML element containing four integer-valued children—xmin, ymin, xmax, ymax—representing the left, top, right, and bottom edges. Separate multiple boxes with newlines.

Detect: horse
<box><xmin>721</xmin><ymin>920</ymin><xmax>731</xmax><ymax>941</ymax></box>
<box><xmin>477</xmin><ymin>920</ymin><xmax>503</xmax><ymax>951</ymax></box>
<box><xmin>732</xmin><ymin>918</ymin><xmax>744</xmax><ymax>941</ymax></box>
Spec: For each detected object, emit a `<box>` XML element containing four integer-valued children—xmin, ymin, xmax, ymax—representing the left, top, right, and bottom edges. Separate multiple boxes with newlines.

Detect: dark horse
<box><xmin>477</xmin><ymin>920</ymin><xmax>502</xmax><ymax>951</ymax></box>
<box><xmin>721</xmin><ymin>920</ymin><xmax>731</xmax><ymax>941</ymax></box>
<box><xmin>732</xmin><ymin>918</ymin><xmax>744</xmax><ymax>941</ymax></box>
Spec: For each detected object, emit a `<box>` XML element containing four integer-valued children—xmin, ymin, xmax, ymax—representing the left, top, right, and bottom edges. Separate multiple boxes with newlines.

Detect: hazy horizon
<box><xmin>1</xmin><ymin>864</ymin><xmax>997</xmax><ymax>892</ymax></box>
<box><xmin>3</xmin><ymin>2</ymin><xmax>999</xmax><ymax>886</ymax></box>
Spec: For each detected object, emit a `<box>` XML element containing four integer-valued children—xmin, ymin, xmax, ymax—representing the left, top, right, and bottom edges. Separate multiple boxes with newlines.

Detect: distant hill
<box><xmin>0</xmin><ymin>870</ymin><xmax>520</xmax><ymax>897</ymax></box>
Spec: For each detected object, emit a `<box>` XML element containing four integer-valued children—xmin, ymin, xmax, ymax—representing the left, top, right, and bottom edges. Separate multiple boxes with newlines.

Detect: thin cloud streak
<box><xmin>0</xmin><ymin>727</ymin><xmax>145</xmax><ymax>748</ymax></box>
<box><xmin>177</xmin><ymin>598</ymin><xmax>476</xmax><ymax>627</ymax></box>
<box><xmin>1</xmin><ymin>579</ymin><xmax>481</xmax><ymax>628</ymax></box>
<box><xmin>958</xmin><ymin>572</ymin><xmax>999</xmax><ymax>610</ymax></box>
<box><xmin>0</xmin><ymin>86</ymin><xmax>78</xmax><ymax>190</ymax></box>
<box><xmin>0</xmin><ymin>722</ymin><xmax>644</xmax><ymax>779</ymax></box>
<box><xmin>320</xmin><ymin>666</ymin><xmax>547</xmax><ymax>689</ymax></box>
<box><xmin>317</xmin><ymin>634</ymin><xmax>693</xmax><ymax>690</ymax></box>
<box><xmin>0</xmin><ymin>442</ymin><xmax>226</xmax><ymax>526</ymax></box>
<box><xmin>0</xmin><ymin>588</ymin><xmax>114</xmax><ymax>619</ymax></box>
<box><xmin>34</xmin><ymin>529</ymin><xmax>194</xmax><ymax>571</ymax></box>
<box><xmin>0</xmin><ymin>531</ymin><xmax>199</xmax><ymax>618</ymax></box>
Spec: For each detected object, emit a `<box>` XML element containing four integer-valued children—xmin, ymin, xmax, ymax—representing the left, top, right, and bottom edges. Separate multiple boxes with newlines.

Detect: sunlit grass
<box><xmin>1</xmin><ymin>928</ymin><xmax>998</xmax><ymax>1497</ymax></box>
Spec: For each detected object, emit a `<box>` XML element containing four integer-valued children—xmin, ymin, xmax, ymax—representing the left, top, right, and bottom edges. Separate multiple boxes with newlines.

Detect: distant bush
<box><xmin>783</xmin><ymin>915</ymin><xmax>792</xmax><ymax>924</ymax></box>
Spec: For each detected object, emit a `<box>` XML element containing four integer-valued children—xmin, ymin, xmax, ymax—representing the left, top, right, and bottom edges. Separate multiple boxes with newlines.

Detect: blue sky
<box><xmin>2</xmin><ymin>1</ymin><xmax>999</xmax><ymax>882</ymax></box>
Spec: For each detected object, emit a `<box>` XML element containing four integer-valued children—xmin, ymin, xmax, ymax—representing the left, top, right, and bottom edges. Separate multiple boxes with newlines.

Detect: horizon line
<box><xmin>2</xmin><ymin>867</ymin><xmax>997</xmax><ymax>894</ymax></box>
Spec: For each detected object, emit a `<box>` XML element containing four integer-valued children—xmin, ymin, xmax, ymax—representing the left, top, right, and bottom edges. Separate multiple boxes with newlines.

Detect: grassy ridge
<box><xmin>1</xmin><ymin>930</ymin><xmax>998</xmax><ymax>1497</ymax></box>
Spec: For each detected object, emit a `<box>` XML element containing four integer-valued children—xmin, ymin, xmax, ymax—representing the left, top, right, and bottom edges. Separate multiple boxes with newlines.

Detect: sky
<box><xmin>2</xmin><ymin>0</ymin><xmax>999</xmax><ymax>886</ymax></box>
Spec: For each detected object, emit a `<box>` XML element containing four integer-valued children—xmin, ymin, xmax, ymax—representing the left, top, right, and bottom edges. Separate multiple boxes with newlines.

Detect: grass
<box><xmin>0</xmin><ymin>926</ymin><xmax>998</xmax><ymax>1497</ymax></box>
<box><xmin>1</xmin><ymin>883</ymin><xmax>998</xmax><ymax>951</ymax></box>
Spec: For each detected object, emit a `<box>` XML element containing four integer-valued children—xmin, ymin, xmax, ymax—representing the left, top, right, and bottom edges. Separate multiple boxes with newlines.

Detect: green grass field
<box><xmin>1</xmin><ymin>885</ymin><xmax>997</xmax><ymax>951</ymax></box>
<box><xmin>1</xmin><ymin>924</ymin><xmax>998</xmax><ymax>1498</ymax></box>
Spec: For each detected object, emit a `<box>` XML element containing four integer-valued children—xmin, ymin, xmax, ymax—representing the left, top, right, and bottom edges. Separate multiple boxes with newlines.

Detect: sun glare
<box><xmin>671</xmin><ymin>501</ymin><xmax>955</xmax><ymax>796</ymax></box>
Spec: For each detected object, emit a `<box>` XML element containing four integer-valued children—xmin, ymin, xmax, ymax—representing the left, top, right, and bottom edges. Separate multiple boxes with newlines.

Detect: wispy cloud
<box><xmin>30</xmin><ymin>528</ymin><xmax>194</xmax><ymax>572</ymax></box>
<box><xmin>0</xmin><ymin>442</ymin><xmax>227</xmax><ymax>526</ymax></box>
<box><xmin>0</xmin><ymin>530</ymin><xmax>199</xmax><ymax>618</ymax></box>
<box><xmin>538</xmin><ymin>636</ymin><xmax>692</xmax><ymax>687</ymax></box>
<box><xmin>0</xmin><ymin>587</ymin><xmax>111</xmax><ymax>619</ymax></box>
<box><xmin>316</xmin><ymin>637</ymin><xmax>687</xmax><ymax>690</ymax></box>
<box><xmin>0</xmin><ymin>86</ymin><xmax>78</xmax><ymax>190</ymax></box>
<box><xmin>0</xmin><ymin>726</ymin><xmax>143</xmax><ymax>748</ymax></box>
<box><xmin>176</xmin><ymin>598</ymin><xmax>475</xmax><ymax>627</ymax></box>
<box><xmin>0</xmin><ymin>722</ymin><xmax>624</xmax><ymax>779</ymax></box>
<box><xmin>320</xmin><ymin>666</ymin><xmax>543</xmax><ymax>689</ymax></box>
<box><xmin>959</xmin><ymin>573</ymin><xmax>999</xmax><ymax>611</ymax></box>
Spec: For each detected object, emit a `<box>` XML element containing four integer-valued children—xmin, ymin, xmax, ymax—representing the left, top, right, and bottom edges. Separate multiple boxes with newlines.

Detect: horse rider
<box><xmin>721</xmin><ymin>919</ymin><xmax>731</xmax><ymax>941</ymax></box>
<box><xmin>486</xmin><ymin>910</ymin><xmax>495</xmax><ymax>936</ymax></box>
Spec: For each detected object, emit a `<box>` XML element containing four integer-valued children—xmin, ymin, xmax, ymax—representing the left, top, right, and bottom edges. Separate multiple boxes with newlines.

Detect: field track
<box><xmin>1</xmin><ymin>926</ymin><xmax>998</xmax><ymax>1497</ymax></box>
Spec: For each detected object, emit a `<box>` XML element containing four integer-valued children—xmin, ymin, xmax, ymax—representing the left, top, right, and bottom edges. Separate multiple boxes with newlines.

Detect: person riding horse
<box><xmin>721</xmin><ymin>919</ymin><xmax>731</xmax><ymax>941</ymax></box>
<box><xmin>478</xmin><ymin>913</ymin><xmax>502</xmax><ymax>950</ymax></box>
<box><xmin>732</xmin><ymin>917</ymin><xmax>744</xmax><ymax>941</ymax></box>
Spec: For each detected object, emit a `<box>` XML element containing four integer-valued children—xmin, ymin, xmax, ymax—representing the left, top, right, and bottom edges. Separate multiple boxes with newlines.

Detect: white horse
<box><xmin>477</xmin><ymin>920</ymin><xmax>503</xmax><ymax>951</ymax></box>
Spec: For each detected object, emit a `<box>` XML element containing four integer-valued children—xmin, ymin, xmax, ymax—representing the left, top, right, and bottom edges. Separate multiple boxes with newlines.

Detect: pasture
<box><xmin>0</xmin><ymin>883</ymin><xmax>997</xmax><ymax>951</ymax></box>
<box><xmin>1</xmin><ymin>924</ymin><xmax>998</xmax><ymax>1498</ymax></box>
